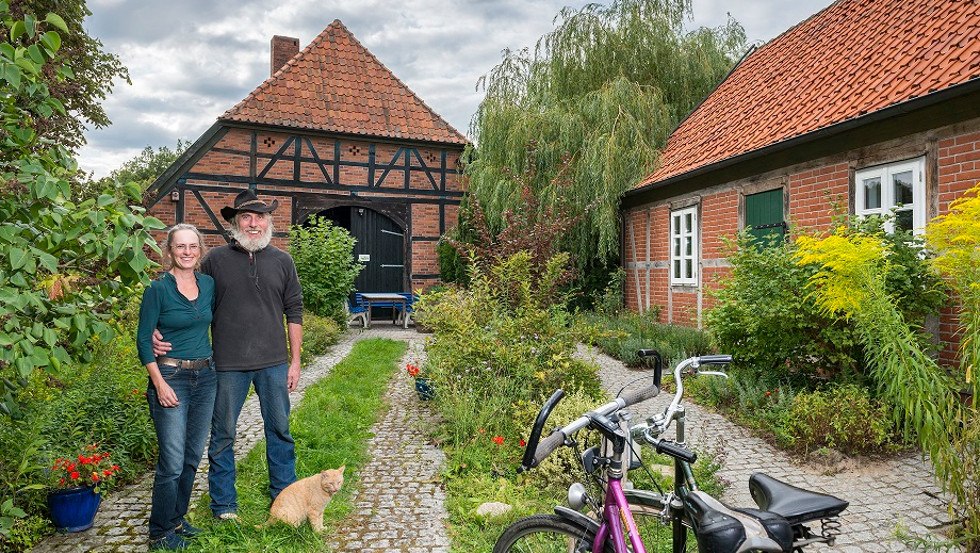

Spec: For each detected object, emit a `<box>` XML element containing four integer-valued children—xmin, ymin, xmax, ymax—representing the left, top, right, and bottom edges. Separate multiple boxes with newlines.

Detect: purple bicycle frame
<box><xmin>593</xmin><ymin>478</ymin><xmax>647</xmax><ymax>553</ymax></box>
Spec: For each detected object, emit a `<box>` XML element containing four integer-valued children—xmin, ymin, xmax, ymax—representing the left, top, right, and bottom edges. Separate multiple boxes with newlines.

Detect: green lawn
<box><xmin>185</xmin><ymin>338</ymin><xmax>407</xmax><ymax>552</ymax></box>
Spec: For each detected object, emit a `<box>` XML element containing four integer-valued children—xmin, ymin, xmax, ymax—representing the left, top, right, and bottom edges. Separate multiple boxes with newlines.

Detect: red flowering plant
<box><xmin>405</xmin><ymin>362</ymin><xmax>425</xmax><ymax>379</ymax></box>
<box><xmin>49</xmin><ymin>444</ymin><xmax>121</xmax><ymax>493</ymax></box>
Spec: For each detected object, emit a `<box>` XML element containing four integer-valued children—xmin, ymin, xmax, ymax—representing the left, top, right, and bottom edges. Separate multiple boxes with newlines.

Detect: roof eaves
<box><xmin>625</xmin><ymin>76</ymin><xmax>980</xmax><ymax>203</ymax></box>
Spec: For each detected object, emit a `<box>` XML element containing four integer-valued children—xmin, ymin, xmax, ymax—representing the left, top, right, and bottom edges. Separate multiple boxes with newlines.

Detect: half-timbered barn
<box><xmin>147</xmin><ymin>20</ymin><xmax>469</xmax><ymax>294</ymax></box>
<box><xmin>620</xmin><ymin>0</ymin><xmax>980</xmax><ymax>366</ymax></box>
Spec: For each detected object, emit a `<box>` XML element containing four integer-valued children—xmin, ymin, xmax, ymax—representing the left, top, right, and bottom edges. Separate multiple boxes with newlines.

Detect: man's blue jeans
<box><xmin>146</xmin><ymin>362</ymin><xmax>216</xmax><ymax>539</ymax></box>
<box><xmin>207</xmin><ymin>363</ymin><xmax>296</xmax><ymax>516</ymax></box>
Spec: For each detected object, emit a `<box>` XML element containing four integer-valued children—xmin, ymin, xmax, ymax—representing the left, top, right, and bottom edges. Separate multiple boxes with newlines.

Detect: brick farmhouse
<box><xmin>147</xmin><ymin>20</ymin><xmax>468</xmax><ymax>294</ymax></box>
<box><xmin>621</xmin><ymin>0</ymin><xmax>980</xmax><ymax>366</ymax></box>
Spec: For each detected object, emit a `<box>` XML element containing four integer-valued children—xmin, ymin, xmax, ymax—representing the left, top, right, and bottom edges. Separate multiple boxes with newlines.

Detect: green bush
<box><xmin>706</xmin><ymin>232</ymin><xmax>860</xmax><ymax>380</ymax></box>
<box><xmin>0</xmin><ymin>331</ymin><xmax>155</xmax><ymax>551</ymax></box>
<box><xmin>706</xmin><ymin>224</ymin><xmax>944</xmax><ymax>381</ymax></box>
<box><xmin>288</xmin><ymin>217</ymin><xmax>363</xmax><ymax>324</ymax></box>
<box><xmin>783</xmin><ymin>384</ymin><xmax>895</xmax><ymax>455</ymax></box>
<box><xmin>299</xmin><ymin>313</ymin><xmax>343</xmax><ymax>366</ymax></box>
<box><xmin>577</xmin><ymin>310</ymin><xmax>713</xmax><ymax>368</ymax></box>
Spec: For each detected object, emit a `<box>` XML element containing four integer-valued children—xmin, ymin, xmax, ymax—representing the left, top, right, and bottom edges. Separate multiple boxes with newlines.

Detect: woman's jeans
<box><xmin>208</xmin><ymin>363</ymin><xmax>296</xmax><ymax>516</ymax></box>
<box><xmin>146</xmin><ymin>362</ymin><xmax>216</xmax><ymax>539</ymax></box>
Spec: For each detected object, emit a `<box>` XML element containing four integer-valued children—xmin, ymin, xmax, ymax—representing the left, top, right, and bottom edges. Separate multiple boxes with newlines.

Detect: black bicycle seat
<box><xmin>685</xmin><ymin>490</ymin><xmax>793</xmax><ymax>553</ymax></box>
<box><xmin>748</xmin><ymin>473</ymin><xmax>849</xmax><ymax>525</ymax></box>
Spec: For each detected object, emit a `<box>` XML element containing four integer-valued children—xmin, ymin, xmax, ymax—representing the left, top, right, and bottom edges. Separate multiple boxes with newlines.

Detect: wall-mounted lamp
<box><xmin>357</xmin><ymin>208</ymin><xmax>365</xmax><ymax>216</ymax></box>
<box><xmin>170</xmin><ymin>190</ymin><xmax>180</xmax><ymax>202</ymax></box>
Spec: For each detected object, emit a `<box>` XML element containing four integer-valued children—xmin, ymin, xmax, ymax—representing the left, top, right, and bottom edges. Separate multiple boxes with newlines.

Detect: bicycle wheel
<box><xmin>493</xmin><ymin>514</ymin><xmax>599</xmax><ymax>553</ymax></box>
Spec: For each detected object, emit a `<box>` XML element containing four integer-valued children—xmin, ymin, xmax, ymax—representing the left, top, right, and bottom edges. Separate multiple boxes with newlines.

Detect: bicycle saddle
<box><xmin>684</xmin><ymin>490</ymin><xmax>793</xmax><ymax>553</ymax></box>
<box><xmin>748</xmin><ymin>473</ymin><xmax>849</xmax><ymax>525</ymax></box>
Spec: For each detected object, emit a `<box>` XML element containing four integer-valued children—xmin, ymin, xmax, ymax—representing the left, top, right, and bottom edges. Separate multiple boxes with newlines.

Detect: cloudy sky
<box><xmin>77</xmin><ymin>0</ymin><xmax>834</xmax><ymax>178</ymax></box>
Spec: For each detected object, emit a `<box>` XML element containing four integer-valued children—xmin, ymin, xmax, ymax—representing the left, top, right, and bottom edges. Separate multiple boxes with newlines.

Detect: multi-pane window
<box><xmin>670</xmin><ymin>206</ymin><xmax>697</xmax><ymax>285</ymax></box>
<box><xmin>855</xmin><ymin>157</ymin><xmax>925</xmax><ymax>233</ymax></box>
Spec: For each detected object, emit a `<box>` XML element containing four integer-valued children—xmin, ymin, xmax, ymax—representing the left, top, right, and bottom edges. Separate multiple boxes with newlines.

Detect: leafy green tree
<box><xmin>73</xmin><ymin>139</ymin><xmax>190</xmax><ymax>202</ymax></box>
<box><xmin>465</xmin><ymin>0</ymin><xmax>746</xmax><ymax>286</ymax></box>
<box><xmin>7</xmin><ymin>0</ymin><xmax>129</xmax><ymax>151</ymax></box>
<box><xmin>288</xmin><ymin>217</ymin><xmax>363</xmax><ymax>324</ymax></box>
<box><xmin>98</xmin><ymin>140</ymin><xmax>189</xmax><ymax>190</ymax></box>
<box><xmin>0</xmin><ymin>4</ymin><xmax>164</xmax><ymax>420</ymax></box>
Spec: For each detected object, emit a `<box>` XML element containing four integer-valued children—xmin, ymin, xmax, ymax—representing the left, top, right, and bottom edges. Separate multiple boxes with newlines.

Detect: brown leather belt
<box><xmin>156</xmin><ymin>356</ymin><xmax>212</xmax><ymax>370</ymax></box>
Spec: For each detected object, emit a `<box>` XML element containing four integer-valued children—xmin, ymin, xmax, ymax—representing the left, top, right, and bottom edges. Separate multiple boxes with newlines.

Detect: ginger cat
<box><xmin>258</xmin><ymin>466</ymin><xmax>345</xmax><ymax>532</ymax></box>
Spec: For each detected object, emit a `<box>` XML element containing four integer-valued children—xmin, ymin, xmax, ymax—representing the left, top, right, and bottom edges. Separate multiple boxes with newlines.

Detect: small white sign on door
<box><xmin>358</xmin><ymin>254</ymin><xmax>371</xmax><ymax>262</ymax></box>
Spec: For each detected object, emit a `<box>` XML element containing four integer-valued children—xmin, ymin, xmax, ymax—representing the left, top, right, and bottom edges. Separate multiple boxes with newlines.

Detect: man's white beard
<box><xmin>231</xmin><ymin>223</ymin><xmax>273</xmax><ymax>252</ymax></box>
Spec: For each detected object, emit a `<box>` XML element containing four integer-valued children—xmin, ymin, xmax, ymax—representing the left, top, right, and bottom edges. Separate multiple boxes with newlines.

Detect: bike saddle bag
<box><xmin>749</xmin><ymin>473</ymin><xmax>849</xmax><ymax>525</ymax></box>
<box><xmin>685</xmin><ymin>491</ymin><xmax>792</xmax><ymax>553</ymax></box>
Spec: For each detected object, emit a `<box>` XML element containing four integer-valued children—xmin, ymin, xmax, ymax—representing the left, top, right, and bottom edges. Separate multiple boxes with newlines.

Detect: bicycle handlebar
<box><xmin>649</xmin><ymin>436</ymin><xmax>698</xmax><ymax>463</ymax></box>
<box><xmin>520</xmin><ymin>389</ymin><xmax>566</xmax><ymax>472</ymax></box>
<box><xmin>519</xmin><ymin>383</ymin><xmax>660</xmax><ymax>472</ymax></box>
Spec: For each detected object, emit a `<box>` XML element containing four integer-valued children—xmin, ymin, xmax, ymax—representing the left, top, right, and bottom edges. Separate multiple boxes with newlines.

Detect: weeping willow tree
<box><xmin>463</xmin><ymin>0</ymin><xmax>747</xmax><ymax>288</ymax></box>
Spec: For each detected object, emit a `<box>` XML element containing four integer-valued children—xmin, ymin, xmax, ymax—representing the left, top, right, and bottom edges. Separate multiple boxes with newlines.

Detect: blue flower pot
<box><xmin>47</xmin><ymin>486</ymin><xmax>101</xmax><ymax>533</ymax></box>
<box><xmin>415</xmin><ymin>377</ymin><xmax>435</xmax><ymax>401</ymax></box>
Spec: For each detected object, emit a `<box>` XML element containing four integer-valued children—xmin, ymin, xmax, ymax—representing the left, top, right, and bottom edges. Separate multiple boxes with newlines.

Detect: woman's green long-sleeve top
<box><xmin>136</xmin><ymin>272</ymin><xmax>215</xmax><ymax>365</ymax></box>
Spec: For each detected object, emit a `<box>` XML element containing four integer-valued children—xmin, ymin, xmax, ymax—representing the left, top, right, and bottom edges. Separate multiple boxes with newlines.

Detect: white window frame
<box><xmin>670</xmin><ymin>206</ymin><xmax>698</xmax><ymax>286</ymax></box>
<box><xmin>854</xmin><ymin>157</ymin><xmax>925</xmax><ymax>234</ymax></box>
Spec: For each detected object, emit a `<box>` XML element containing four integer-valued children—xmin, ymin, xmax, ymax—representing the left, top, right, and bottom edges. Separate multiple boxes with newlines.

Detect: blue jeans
<box><xmin>146</xmin><ymin>362</ymin><xmax>216</xmax><ymax>539</ymax></box>
<box><xmin>207</xmin><ymin>363</ymin><xmax>296</xmax><ymax>516</ymax></box>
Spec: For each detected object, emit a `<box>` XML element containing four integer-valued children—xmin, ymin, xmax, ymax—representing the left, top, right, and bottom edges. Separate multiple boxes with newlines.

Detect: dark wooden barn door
<box><xmin>315</xmin><ymin>206</ymin><xmax>405</xmax><ymax>293</ymax></box>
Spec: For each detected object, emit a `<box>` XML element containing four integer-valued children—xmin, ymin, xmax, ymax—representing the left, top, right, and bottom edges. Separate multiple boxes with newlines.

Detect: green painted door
<box><xmin>745</xmin><ymin>188</ymin><xmax>785</xmax><ymax>244</ymax></box>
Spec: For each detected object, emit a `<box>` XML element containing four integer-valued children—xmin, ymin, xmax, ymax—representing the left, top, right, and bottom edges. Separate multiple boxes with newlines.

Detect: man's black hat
<box><xmin>220</xmin><ymin>189</ymin><xmax>279</xmax><ymax>222</ymax></box>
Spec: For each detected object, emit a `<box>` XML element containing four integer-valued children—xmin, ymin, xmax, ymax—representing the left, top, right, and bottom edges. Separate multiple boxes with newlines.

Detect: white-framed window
<box><xmin>670</xmin><ymin>206</ymin><xmax>698</xmax><ymax>285</ymax></box>
<box><xmin>855</xmin><ymin>157</ymin><xmax>925</xmax><ymax>233</ymax></box>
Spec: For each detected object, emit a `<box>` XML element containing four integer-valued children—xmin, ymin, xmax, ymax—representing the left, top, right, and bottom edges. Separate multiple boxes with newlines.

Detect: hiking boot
<box><xmin>175</xmin><ymin>520</ymin><xmax>201</xmax><ymax>538</ymax></box>
<box><xmin>149</xmin><ymin>533</ymin><xmax>189</xmax><ymax>551</ymax></box>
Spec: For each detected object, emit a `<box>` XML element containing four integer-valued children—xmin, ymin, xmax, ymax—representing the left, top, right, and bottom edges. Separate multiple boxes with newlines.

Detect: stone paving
<box><xmin>31</xmin><ymin>326</ymin><xmax>432</xmax><ymax>553</ymax></box>
<box><xmin>31</xmin><ymin>328</ymin><xmax>955</xmax><ymax>552</ymax></box>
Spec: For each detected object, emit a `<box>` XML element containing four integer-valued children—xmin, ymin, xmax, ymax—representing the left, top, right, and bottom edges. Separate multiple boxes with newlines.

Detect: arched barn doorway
<box><xmin>312</xmin><ymin>206</ymin><xmax>406</xmax><ymax>293</ymax></box>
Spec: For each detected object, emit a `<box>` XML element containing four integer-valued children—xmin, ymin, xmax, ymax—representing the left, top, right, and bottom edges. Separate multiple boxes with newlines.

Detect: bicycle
<box><xmin>494</xmin><ymin>351</ymin><xmax>849</xmax><ymax>553</ymax></box>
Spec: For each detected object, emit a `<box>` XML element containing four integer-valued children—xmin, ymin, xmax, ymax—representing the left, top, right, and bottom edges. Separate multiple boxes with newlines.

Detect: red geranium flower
<box><xmin>50</xmin><ymin>444</ymin><xmax>121</xmax><ymax>493</ymax></box>
<box><xmin>492</xmin><ymin>436</ymin><xmax>504</xmax><ymax>446</ymax></box>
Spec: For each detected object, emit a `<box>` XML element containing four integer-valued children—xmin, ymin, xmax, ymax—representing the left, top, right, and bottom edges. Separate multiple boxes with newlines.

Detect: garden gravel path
<box><xmin>580</xmin><ymin>344</ymin><xmax>957</xmax><ymax>553</ymax></box>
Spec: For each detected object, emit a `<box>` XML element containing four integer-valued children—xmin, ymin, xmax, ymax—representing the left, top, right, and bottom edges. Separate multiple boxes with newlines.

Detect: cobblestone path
<box><xmin>325</xmin><ymin>336</ymin><xmax>449</xmax><ymax>552</ymax></box>
<box><xmin>31</xmin><ymin>332</ymin><xmax>955</xmax><ymax>552</ymax></box>
<box><xmin>31</xmin><ymin>326</ymin><xmax>440</xmax><ymax>553</ymax></box>
<box><xmin>582</xmin><ymin>344</ymin><xmax>955</xmax><ymax>553</ymax></box>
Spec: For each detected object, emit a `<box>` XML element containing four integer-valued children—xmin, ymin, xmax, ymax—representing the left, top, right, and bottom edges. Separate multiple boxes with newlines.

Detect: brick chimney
<box><xmin>271</xmin><ymin>35</ymin><xmax>300</xmax><ymax>76</ymax></box>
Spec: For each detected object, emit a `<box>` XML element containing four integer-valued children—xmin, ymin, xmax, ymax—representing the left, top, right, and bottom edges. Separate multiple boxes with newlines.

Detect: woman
<box><xmin>136</xmin><ymin>224</ymin><xmax>216</xmax><ymax>551</ymax></box>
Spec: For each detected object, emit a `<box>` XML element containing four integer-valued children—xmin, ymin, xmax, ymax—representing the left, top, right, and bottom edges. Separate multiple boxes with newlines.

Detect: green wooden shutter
<box><xmin>745</xmin><ymin>189</ymin><xmax>785</xmax><ymax>244</ymax></box>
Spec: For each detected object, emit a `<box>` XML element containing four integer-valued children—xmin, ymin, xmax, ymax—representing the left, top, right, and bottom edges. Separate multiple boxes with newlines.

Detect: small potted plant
<box><xmin>47</xmin><ymin>444</ymin><xmax>121</xmax><ymax>533</ymax></box>
<box><xmin>406</xmin><ymin>362</ymin><xmax>434</xmax><ymax>400</ymax></box>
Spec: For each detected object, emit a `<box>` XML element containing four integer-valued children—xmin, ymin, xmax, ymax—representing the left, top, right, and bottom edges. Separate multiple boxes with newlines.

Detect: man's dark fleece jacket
<box><xmin>202</xmin><ymin>242</ymin><xmax>303</xmax><ymax>371</ymax></box>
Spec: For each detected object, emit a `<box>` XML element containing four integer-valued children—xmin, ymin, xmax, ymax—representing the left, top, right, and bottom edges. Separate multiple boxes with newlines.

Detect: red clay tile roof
<box><xmin>638</xmin><ymin>0</ymin><xmax>980</xmax><ymax>188</ymax></box>
<box><xmin>222</xmin><ymin>20</ymin><xmax>468</xmax><ymax>146</ymax></box>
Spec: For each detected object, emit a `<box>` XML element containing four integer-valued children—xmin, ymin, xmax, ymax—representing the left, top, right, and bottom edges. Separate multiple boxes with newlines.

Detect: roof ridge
<box><xmin>330</xmin><ymin>20</ymin><xmax>469</xmax><ymax>142</ymax></box>
<box><xmin>221</xmin><ymin>19</ymin><xmax>468</xmax><ymax>145</ymax></box>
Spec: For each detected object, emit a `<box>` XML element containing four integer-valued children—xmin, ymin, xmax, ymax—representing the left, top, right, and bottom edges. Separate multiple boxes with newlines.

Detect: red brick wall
<box><xmin>788</xmin><ymin>163</ymin><xmax>849</xmax><ymax>232</ymax></box>
<box><xmin>937</xmin><ymin>129</ymin><xmax>980</xmax><ymax>366</ymax></box>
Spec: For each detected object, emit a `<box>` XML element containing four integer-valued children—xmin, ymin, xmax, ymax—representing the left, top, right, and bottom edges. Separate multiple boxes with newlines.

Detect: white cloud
<box><xmin>78</xmin><ymin>0</ymin><xmax>832</xmax><ymax>178</ymax></box>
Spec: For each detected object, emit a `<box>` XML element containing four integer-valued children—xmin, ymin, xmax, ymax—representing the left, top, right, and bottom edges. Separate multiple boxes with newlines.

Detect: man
<box><xmin>154</xmin><ymin>189</ymin><xmax>303</xmax><ymax>520</ymax></box>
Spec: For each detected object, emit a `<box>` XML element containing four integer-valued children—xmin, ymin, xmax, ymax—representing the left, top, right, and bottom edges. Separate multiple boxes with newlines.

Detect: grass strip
<box><xmin>187</xmin><ymin>338</ymin><xmax>407</xmax><ymax>552</ymax></box>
